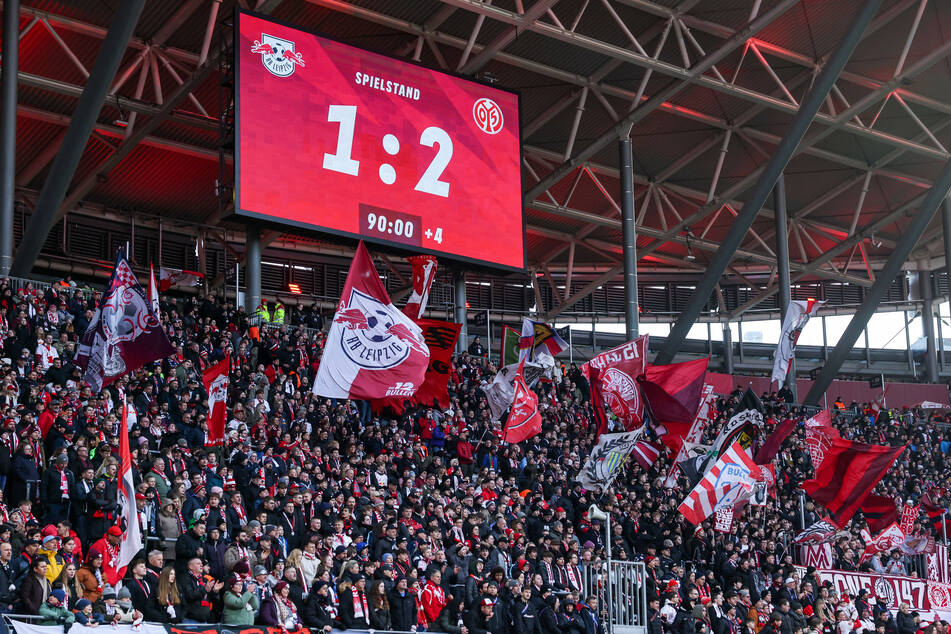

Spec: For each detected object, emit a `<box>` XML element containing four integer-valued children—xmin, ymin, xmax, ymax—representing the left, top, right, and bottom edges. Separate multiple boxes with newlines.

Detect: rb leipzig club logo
<box><xmin>473</xmin><ymin>97</ymin><xmax>504</xmax><ymax>134</ymax></box>
<box><xmin>251</xmin><ymin>33</ymin><xmax>305</xmax><ymax>78</ymax></box>
<box><xmin>334</xmin><ymin>289</ymin><xmax>426</xmax><ymax>370</ymax></box>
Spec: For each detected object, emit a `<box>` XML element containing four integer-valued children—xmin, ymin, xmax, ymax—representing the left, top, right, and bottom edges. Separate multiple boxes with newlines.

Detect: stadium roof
<box><xmin>9</xmin><ymin>0</ymin><xmax>951</xmax><ymax>317</ymax></box>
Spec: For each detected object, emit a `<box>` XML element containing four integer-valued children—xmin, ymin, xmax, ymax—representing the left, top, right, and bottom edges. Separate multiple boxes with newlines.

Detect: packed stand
<box><xmin>0</xmin><ymin>277</ymin><xmax>949</xmax><ymax>634</ymax></box>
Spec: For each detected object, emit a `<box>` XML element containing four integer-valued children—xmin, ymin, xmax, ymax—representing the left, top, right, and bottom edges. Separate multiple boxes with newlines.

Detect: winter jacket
<box><xmin>221</xmin><ymin>590</ymin><xmax>259</xmax><ymax>625</ymax></box>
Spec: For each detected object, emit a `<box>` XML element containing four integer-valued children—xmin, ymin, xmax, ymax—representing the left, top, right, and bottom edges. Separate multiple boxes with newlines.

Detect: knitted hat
<box><xmin>50</xmin><ymin>589</ymin><xmax>66</xmax><ymax>603</ymax></box>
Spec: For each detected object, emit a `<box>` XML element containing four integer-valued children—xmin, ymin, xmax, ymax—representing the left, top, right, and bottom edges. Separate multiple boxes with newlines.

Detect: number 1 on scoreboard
<box><xmin>323</xmin><ymin>105</ymin><xmax>360</xmax><ymax>176</ymax></box>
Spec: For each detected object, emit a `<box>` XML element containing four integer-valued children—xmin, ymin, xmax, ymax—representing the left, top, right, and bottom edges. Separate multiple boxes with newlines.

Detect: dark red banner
<box><xmin>412</xmin><ymin>319</ymin><xmax>461</xmax><ymax>409</ymax></box>
<box><xmin>237</xmin><ymin>13</ymin><xmax>524</xmax><ymax>270</ymax></box>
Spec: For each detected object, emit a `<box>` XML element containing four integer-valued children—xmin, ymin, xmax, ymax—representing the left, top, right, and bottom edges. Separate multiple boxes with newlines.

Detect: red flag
<box><xmin>403</xmin><ymin>255</ymin><xmax>438</xmax><ymax>319</ymax></box>
<box><xmin>581</xmin><ymin>337</ymin><xmax>649</xmax><ymax>432</ymax></box>
<box><xmin>804</xmin><ymin>410</ymin><xmax>840</xmax><ymax>470</ymax></box>
<box><xmin>314</xmin><ymin>242</ymin><xmax>430</xmax><ymax>399</ymax></box>
<box><xmin>861</xmin><ymin>494</ymin><xmax>900</xmax><ymax>533</ymax></box>
<box><xmin>75</xmin><ymin>252</ymin><xmax>175</xmax><ymax>392</ymax></box>
<box><xmin>802</xmin><ymin>437</ymin><xmax>906</xmax><ymax>528</ymax></box>
<box><xmin>631</xmin><ymin>441</ymin><xmax>662</xmax><ymax>471</ymax></box>
<box><xmin>859</xmin><ymin>522</ymin><xmax>906</xmax><ymax>564</ymax></box>
<box><xmin>158</xmin><ymin>266</ymin><xmax>203</xmax><ymax>292</ymax></box>
<box><xmin>203</xmin><ymin>354</ymin><xmax>230</xmax><ymax>447</ymax></box>
<box><xmin>754</xmin><ymin>416</ymin><xmax>798</xmax><ymax>464</ymax></box>
<box><xmin>640</xmin><ymin>358</ymin><xmax>709</xmax><ymax>424</ymax></box>
<box><xmin>502</xmin><ymin>360</ymin><xmax>542</xmax><ymax>444</ymax></box>
<box><xmin>588</xmin><ymin>365</ymin><xmax>611</xmax><ymax>438</ymax></box>
<box><xmin>678</xmin><ymin>441</ymin><xmax>769</xmax><ymax>525</ymax></box>
<box><xmin>900</xmin><ymin>504</ymin><xmax>921</xmax><ymax>535</ymax></box>
<box><xmin>106</xmin><ymin>402</ymin><xmax>143</xmax><ymax>585</ymax></box>
<box><xmin>408</xmin><ymin>319</ymin><xmax>460</xmax><ymax>409</ymax></box>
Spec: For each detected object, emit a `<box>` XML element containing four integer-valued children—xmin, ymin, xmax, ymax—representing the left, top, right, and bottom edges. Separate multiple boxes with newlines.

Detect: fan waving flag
<box><xmin>582</xmin><ymin>337</ymin><xmax>649</xmax><ymax>434</ymax></box>
<box><xmin>709</xmin><ymin>389</ymin><xmax>763</xmax><ymax>460</ymax></box>
<box><xmin>859</xmin><ymin>523</ymin><xmax>906</xmax><ymax>564</ymax></box>
<box><xmin>793</xmin><ymin>518</ymin><xmax>840</xmax><ymax>544</ymax></box>
<box><xmin>203</xmin><ymin>354</ymin><xmax>230</xmax><ymax>447</ymax></box>
<box><xmin>402</xmin><ymin>255</ymin><xmax>438</xmax><ymax>319</ymax></box>
<box><xmin>861</xmin><ymin>494</ymin><xmax>900</xmax><ymax>533</ymax></box>
<box><xmin>75</xmin><ymin>252</ymin><xmax>175</xmax><ymax>392</ymax></box>
<box><xmin>678</xmin><ymin>441</ymin><xmax>773</xmax><ymax>525</ymax></box>
<box><xmin>754</xmin><ymin>415</ymin><xmax>799</xmax><ymax>464</ymax></box>
<box><xmin>631</xmin><ymin>441</ymin><xmax>662</xmax><ymax>471</ymax></box>
<box><xmin>640</xmin><ymin>358</ymin><xmax>708</xmax><ymax>424</ymax></box>
<box><xmin>802</xmin><ymin>437</ymin><xmax>906</xmax><ymax>528</ymax></box>
<box><xmin>578</xmin><ymin>431</ymin><xmax>643</xmax><ymax>491</ymax></box>
<box><xmin>109</xmin><ymin>402</ymin><xmax>143</xmax><ymax>585</ymax></box>
<box><xmin>314</xmin><ymin>242</ymin><xmax>430</xmax><ymax>399</ymax></box>
<box><xmin>159</xmin><ymin>266</ymin><xmax>203</xmax><ymax>291</ymax></box>
<box><xmin>502</xmin><ymin>359</ymin><xmax>542</xmax><ymax>444</ymax></box>
<box><xmin>148</xmin><ymin>263</ymin><xmax>160</xmax><ymax>316</ymax></box>
<box><xmin>771</xmin><ymin>298</ymin><xmax>824</xmax><ymax>384</ymax></box>
<box><xmin>518</xmin><ymin>318</ymin><xmax>568</xmax><ymax>362</ymax></box>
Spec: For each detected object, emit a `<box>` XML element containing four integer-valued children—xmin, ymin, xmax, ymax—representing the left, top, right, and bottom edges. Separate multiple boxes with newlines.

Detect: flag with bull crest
<box><xmin>314</xmin><ymin>241</ymin><xmax>430</xmax><ymax>399</ymax></box>
<box><xmin>75</xmin><ymin>251</ymin><xmax>175</xmax><ymax>392</ymax></box>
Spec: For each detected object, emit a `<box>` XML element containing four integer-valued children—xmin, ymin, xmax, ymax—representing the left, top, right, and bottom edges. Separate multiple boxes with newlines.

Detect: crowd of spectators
<box><xmin>0</xmin><ymin>277</ymin><xmax>948</xmax><ymax>634</ymax></box>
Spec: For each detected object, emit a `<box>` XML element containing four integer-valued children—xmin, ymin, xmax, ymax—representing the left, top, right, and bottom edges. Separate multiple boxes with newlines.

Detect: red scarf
<box><xmin>351</xmin><ymin>587</ymin><xmax>369</xmax><ymax>621</ymax></box>
<box><xmin>232</xmin><ymin>504</ymin><xmax>247</xmax><ymax>523</ymax></box>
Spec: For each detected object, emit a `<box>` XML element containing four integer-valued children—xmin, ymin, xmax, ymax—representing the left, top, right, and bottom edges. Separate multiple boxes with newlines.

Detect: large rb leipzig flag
<box><xmin>75</xmin><ymin>252</ymin><xmax>175</xmax><ymax>392</ymax></box>
<box><xmin>315</xmin><ymin>241</ymin><xmax>430</xmax><ymax>399</ymax></box>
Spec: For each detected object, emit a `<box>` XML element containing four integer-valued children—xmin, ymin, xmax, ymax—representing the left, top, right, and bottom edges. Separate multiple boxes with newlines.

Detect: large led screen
<box><xmin>236</xmin><ymin>12</ymin><xmax>525</xmax><ymax>270</ymax></box>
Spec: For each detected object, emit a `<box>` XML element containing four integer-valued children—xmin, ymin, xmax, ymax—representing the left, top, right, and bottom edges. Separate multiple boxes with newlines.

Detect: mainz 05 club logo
<box><xmin>473</xmin><ymin>97</ymin><xmax>504</xmax><ymax>134</ymax></box>
<box><xmin>251</xmin><ymin>34</ymin><xmax>305</xmax><ymax>77</ymax></box>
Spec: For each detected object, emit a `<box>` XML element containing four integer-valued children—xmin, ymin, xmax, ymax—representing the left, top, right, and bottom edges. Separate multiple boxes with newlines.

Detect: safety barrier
<box><xmin>581</xmin><ymin>560</ymin><xmax>647</xmax><ymax>634</ymax></box>
<box><xmin>3</xmin><ymin>614</ymin><xmax>444</xmax><ymax>634</ymax></box>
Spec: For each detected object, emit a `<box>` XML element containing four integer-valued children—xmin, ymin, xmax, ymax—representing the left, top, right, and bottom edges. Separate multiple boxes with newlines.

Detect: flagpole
<box><xmin>943</xmin><ymin>511</ymin><xmax>948</xmax><ymax>546</ymax></box>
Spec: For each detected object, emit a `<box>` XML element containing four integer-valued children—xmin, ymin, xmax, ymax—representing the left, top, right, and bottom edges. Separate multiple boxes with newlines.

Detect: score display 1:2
<box><xmin>323</xmin><ymin>105</ymin><xmax>453</xmax><ymax>197</ymax></box>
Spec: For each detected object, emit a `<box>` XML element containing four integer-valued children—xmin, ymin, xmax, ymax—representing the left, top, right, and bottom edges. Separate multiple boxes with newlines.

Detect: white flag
<box><xmin>771</xmin><ymin>299</ymin><xmax>824</xmax><ymax>384</ymax></box>
<box><xmin>577</xmin><ymin>431</ymin><xmax>642</xmax><ymax>491</ymax></box>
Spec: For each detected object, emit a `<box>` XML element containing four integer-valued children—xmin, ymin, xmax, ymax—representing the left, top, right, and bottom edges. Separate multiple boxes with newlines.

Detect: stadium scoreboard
<box><xmin>236</xmin><ymin>12</ymin><xmax>525</xmax><ymax>271</ymax></box>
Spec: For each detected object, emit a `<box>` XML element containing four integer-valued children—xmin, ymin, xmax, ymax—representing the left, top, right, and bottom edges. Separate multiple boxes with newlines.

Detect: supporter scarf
<box><xmin>232</xmin><ymin>503</ymin><xmax>247</xmax><ymax>523</ymax></box>
<box><xmin>0</xmin><ymin>503</ymin><xmax>10</xmax><ymax>524</ymax></box>
<box><xmin>276</xmin><ymin>592</ymin><xmax>297</xmax><ymax>626</ymax></box>
<box><xmin>105</xmin><ymin>540</ymin><xmax>119</xmax><ymax>571</ymax></box>
<box><xmin>59</xmin><ymin>469</ymin><xmax>69</xmax><ymax>498</ymax></box>
<box><xmin>134</xmin><ymin>577</ymin><xmax>150</xmax><ymax>598</ymax></box>
<box><xmin>566</xmin><ymin>565</ymin><xmax>580</xmax><ymax>590</ymax></box>
<box><xmin>176</xmin><ymin>509</ymin><xmax>185</xmax><ymax>533</ymax></box>
<box><xmin>327</xmin><ymin>586</ymin><xmax>338</xmax><ymax>618</ymax></box>
<box><xmin>351</xmin><ymin>587</ymin><xmax>369</xmax><ymax>621</ymax></box>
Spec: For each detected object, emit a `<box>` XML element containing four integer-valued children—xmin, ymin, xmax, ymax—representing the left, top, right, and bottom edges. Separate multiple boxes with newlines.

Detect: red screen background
<box><xmin>237</xmin><ymin>13</ymin><xmax>525</xmax><ymax>270</ymax></box>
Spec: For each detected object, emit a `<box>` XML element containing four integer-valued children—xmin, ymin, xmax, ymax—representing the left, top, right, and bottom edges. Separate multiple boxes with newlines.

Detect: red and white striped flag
<box><xmin>107</xmin><ymin>402</ymin><xmax>143</xmax><ymax>585</ymax></box>
<box><xmin>403</xmin><ymin>255</ymin><xmax>438</xmax><ymax>319</ymax></box>
<box><xmin>203</xmin><ymin>354</ymin><xmax>230</xmax><ymax>447</ymax></box>
<box><xmin>679</xmin><ymin>441</ymin><xmax>769</xmax><ymax>525</ymax></box>
<box><xmin>631</xmin><ymin>441</ymin><xmax>662</xmax><ymax>471</ymax></box>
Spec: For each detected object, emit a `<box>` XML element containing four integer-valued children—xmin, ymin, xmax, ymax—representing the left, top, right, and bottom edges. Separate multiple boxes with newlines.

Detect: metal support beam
<box><xmin>774</xmin><ymin>174</ymin><xmax>795</xmax><ymax>397</ymax></box>
<box><xmin>619</xmin><ymin>134</ymin><xmax>639</xmax><ymax>340</ymax></box>
<box><xmin>245</xmin><ymin>225</ymin><xmax>261</xmax><ymax>314</ymax></box>
<box><xmin>921</xmin><ymin>269</ymin><xmax>939</xmax><ymax>382</ymax></box>
<box><xmin>458</xmin><ymin>0</ymin><xmax>560</xmax><ymax>75</ymax></box>
<box><xmin>655</xmin><ymin>0</ymin><xmax>884</xmax><ymax>365</ymax></box>
<box><xmin>455</xmin><ymin>271</ymin><xmax>468</xmax><ymax>354</ymax></box>
<box><xmin>523</xmin><ymin>0</ymin><xmax>798</xmax><ymax>203</ymax></box>
<box><xmin>722</xmin><ymin>324</ymin><xmax>734</xmax><ymax>375</ymax></box>
<box><xmin>803</xmin><ymin>156</ymin><xmax>951</xmax><ymax>405</ymax></box>
<box><xmin>0</xmin><ymin>0</ymin><xmax>17</xmax><ymax>276</ymax></box>
<box><xmin>943</xmin><ymin>198</ymin><xmax>951</xmax><ymax>274</ymax></box>
<box><xmin>9</xmin><ymin>0</ymin><xmax>146</xmax><ymax>276</ymax></box>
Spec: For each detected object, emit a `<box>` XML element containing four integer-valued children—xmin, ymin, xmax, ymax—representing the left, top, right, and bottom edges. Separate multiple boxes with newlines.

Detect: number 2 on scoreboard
<box><xmin>322</xmin><ymin>105</ymin><xmax>453</xmax><ymax>198</ymax></box>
